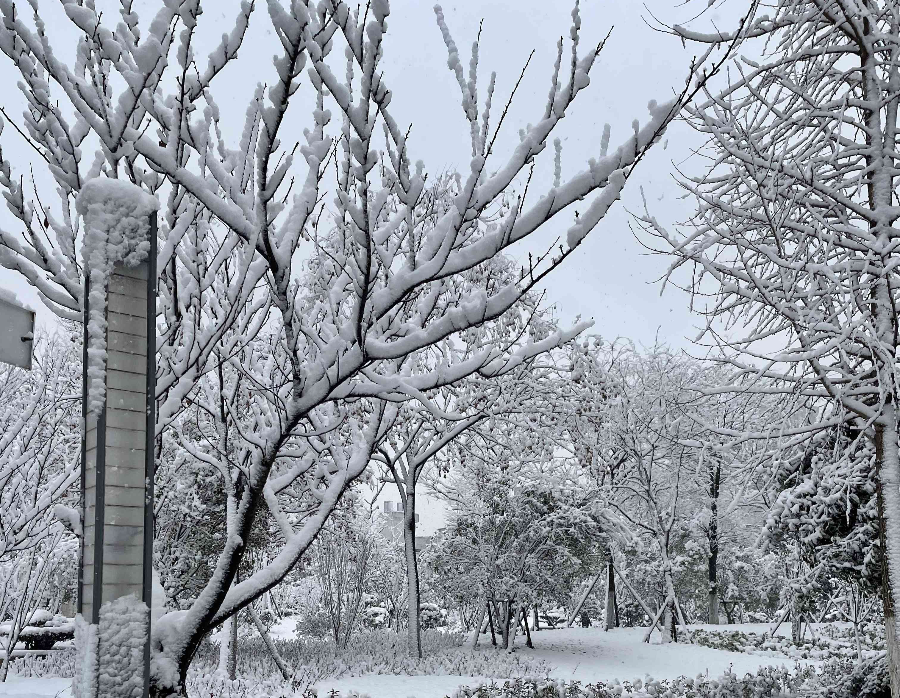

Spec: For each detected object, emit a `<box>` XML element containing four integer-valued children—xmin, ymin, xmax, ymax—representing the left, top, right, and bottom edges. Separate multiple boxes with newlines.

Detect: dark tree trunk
<box><xmin>523</xmin><ymin>607</ymin><xmax>533</xmax><ymax>648</ymax></box>
<box><xmin>604</xmin><ymin>560</ymin><xmax>618</xmax><ymax>631</ymax></box>
<box><xmin>487</xmin><ymin>601</ymin><xmax>497</xmax><ymax>646</ymax></box>
<box><xmin>403</xmin><ymin>491</ymin><xmax>422</xmax><ymax>658</ymax></box>
<box><xmin>708</xmin><ymin>460</ymin><xmax>721</xmax><ymax>625</ymax></box>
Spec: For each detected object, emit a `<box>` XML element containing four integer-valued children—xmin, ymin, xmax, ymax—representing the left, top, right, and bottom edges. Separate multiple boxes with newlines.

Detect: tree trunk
<box><xmin>791</xmin><ymin>611</ymin><xmax>802</xmax><ymax>645</ymax></box>
<box><xmin>228</xmin><ymin>610</ymin><xmax>238</xmax><ymax>679</ymax></box>
<box><xmin>875</xmin><ymin>419</ymin><xmax>900</xmax><ymax>698</ymax></box>
<box><xmin>533</xmin><ymin>606</ymin><xmax>540</xmax><ymax>631</ymax></box>
<box><xmin>660</xmin><ymin>556</ymin><xmax>679</xmax><ymax>643</ymax></box>
<box><xmin>604</xmin><ymin>561</ymin><xmax>618</xmax><ymax>631</ymax></box>
<box><xmin>403</xmin><ymin>490</ymin><xmax>422</xmax><ymax>659</ymax></box>
<box><xmin>523</xmin><ymin>607</ymin><xmax>534</xmax><ymax>648</ymax></box>
<box><xmin>661</xmin><ymin>596</ymin><xmax>677</xmax><ymax>644</ymax></box>
<box><xmin>217</xmin><ymin>613</ymin><xmax>237</xmax><ymax>680</ymax></box>
<box><xmin>488</xmin><ymin>601</ymin><xmax>498</xmax><ymax>647</ymax></box>
<box><xmin>500</xmin><ymin>600</ymin><xmax>511</xmax><ymax>649</ymax></box>
<box><xmin>708</xmin><ymin>460</ymin><xmax>721</xmax><ymax>625</ymax></box>
<box><xmin>506</xmin><ymin>601</ymin><xmax>522</xmax><ymax>652</ymax></box>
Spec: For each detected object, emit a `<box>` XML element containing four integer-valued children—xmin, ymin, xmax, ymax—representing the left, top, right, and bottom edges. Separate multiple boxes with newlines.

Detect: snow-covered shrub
<box><xmin>819</xmin><ymin>653</ymin><xmax>889</xmax><ymax>698</ymax></box>
<box><xmin>419</xmin><ymin>602</ymin><xmax>445</xmax><ymax>630</ymax></box>
<box><xmin>692</xmin><ymin>626</ymin><xmax>883</xmax><ymax>662</ymax></box>
<box><xmin>363</xmin><ymin>606</ymin><xmax>389</xmax><ymax>629</ymax></box>
<box><xmin>6</xmin><ymin>647</ymin><xmax>75</xmax><ymax>678</ymax></box>
<box><xmin>192</xmin><ymin>628</ymin><xmax>550</xmax><ymax>684</ymax></box>
<box><xmin>539</xmin><ymin>610</ymin><xmax>567</xmax><ymax>628</ymax></box>
<box><xmin>185</xmin><ymin>673</ymin><xmax>318</xmax><ymax>698</ymax></box>
<box><xmin>451</xmin><ymin>665</ymin><xmax>819</xmax><ymax>698</ymax></box>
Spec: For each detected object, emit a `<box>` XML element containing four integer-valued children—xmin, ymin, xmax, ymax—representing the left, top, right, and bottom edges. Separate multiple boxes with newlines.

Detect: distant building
<box><xmin>378</xmin><ymin>500</ymin><xmax>431</xmax><ymax>550</ymax></box>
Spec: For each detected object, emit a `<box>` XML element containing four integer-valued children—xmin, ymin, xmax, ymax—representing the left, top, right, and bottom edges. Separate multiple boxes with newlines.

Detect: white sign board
<box><xmin>0</xmin><ymin>295</ymin><xmax>34</xmax><ymax>369</ymax></box>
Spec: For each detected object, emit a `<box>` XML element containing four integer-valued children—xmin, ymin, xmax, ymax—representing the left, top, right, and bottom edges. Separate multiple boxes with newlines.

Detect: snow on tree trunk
<box><xmin>877</xmin><ymin>418</ymin><xmax>900</xmax><ymax>698</ymax></box>
<box><xmin>216</xmin><ymin>614</ymin><xmax>237</xmax><ymax>680</ymax></box>
<box><xmin>506</xmin><ymin>601</ymin><xmax>523</xmax><ymax>653</ymax></box>
<box><xmin>661</xmin><ymin>597</ymin><xmax>676</xmax><ymax>644</ymax></box>
<box><xmin>658</xmin><ymin>534</ymin><xmax>679</xmax><ymax>643</ymax></box>
<box><xmin>403</xmin><ymin>491</ymin><xmax>422</xmax><ymax>659</ymax></box>
<box><xmin>470</xmin><ymin>603</ymin><xmax>488</xmax><ymax>648</ymax></box>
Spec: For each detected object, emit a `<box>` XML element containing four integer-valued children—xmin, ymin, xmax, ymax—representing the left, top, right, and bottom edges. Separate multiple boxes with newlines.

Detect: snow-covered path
<box><xmin>0</xmin><ymin>625</ymin><xmax>811</xmax><ymax>698</ymax></box>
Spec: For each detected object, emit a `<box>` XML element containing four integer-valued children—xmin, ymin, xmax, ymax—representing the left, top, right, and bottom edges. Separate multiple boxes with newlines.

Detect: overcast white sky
<box><xmin>0</xmin><ymin>0</ymin><xmax>740</xmax><ymax>352</ymax></box>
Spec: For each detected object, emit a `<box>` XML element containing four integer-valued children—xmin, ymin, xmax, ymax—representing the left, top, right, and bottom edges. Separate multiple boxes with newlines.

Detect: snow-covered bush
<box><xmin>819</xmin><ymin>653</ymin><xmax>889</xmax><ymax>698</ymax></box>
<box><xmin>692</xmin><ymin>625</ymin><xmax>884</xmax><ymax>662</ymax></box>
<box><xmin>363</xmin><ymin>606</ymin><xmax>389</xmax><ymax>630</ymax></box>
<box><xmin>191</xmin><ymin>628</ymin><xmax>550</xmax><ymax>685</ymax></box>
<box><xmin>4</xmin><ymin>647</ymin><xmax>75</xmax><ymax>679</ymax></box>
<box><xmin>419</xmin><ymin>603</ymin><xmax>445</xmax><ymax>630</ymax></box>
<box><xmin>451</xmin><ymin>665</ymin><xmax>819</xmax><ymax>698</ymax></box>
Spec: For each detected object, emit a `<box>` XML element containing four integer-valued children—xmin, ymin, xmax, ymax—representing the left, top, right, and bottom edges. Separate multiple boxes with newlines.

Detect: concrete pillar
<box><xmin>78</xmin><ymin>212</ymin><xmax>156</xmax><ymax>698</ymax></box>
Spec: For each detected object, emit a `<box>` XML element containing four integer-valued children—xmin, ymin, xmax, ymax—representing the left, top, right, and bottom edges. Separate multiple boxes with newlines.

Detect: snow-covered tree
<box><xmin>0</xmin><ymin>0</ymin><xmax>734</xmax><ymax>689</ymax></box>
<box><xmin>0</xmin><ymin>336</ymin><xmax>80</xmax><ymax>564</ymax></box>
<box><xmin>375</xmin><ymin>286</ymin><xmax>561</xmax><ymax>657</ymax></box>
<box><xmin>643</xmin><ymin>0</ymin><xmax>900</xmax><ymax>688</ymax></box>
<box><xmin>426</xmin><ymin>456</ymin><xmax>628</xmax><ymax>650</ymax></box>
<box><xmin>0</xmin><ymin>336</ymin><xmax>80</xmax><ymax>682</ymax></box>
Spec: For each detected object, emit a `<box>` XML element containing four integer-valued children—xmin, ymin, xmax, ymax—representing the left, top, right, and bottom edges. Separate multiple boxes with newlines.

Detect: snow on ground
<box><xmin>317</xmin><ymin>625</ymin><xmax>810</xmax><ymax>698</ymax></box>
<box><xmin>0</xmin><ymin>624</ymin><xmax>816</xmax><ymax>698</ymax></box>
<box><xmin>0</xmin><ymin>676</ymin><xmax>70</xmax><ymax>698</ymax></box>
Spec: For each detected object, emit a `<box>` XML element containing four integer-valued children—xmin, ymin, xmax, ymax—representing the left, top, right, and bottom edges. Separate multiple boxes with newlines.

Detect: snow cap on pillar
<box><xmin>76</xmin><ymin>177</ymin><xmax>159</xmax><ymax>416</ymax></box>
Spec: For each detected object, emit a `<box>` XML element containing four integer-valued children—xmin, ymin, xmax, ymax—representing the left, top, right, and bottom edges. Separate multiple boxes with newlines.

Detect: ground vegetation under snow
<box><xmin>0</xmin><ymin>624</ymin><xmax>884</xmax><ymax>698</ymax></box>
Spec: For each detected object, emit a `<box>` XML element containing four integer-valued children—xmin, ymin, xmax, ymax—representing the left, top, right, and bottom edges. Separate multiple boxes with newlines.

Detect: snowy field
<box><xmin>0</xmin><ymin>624</ymin><xmax>815</xmax><ymax>698</ymax></box>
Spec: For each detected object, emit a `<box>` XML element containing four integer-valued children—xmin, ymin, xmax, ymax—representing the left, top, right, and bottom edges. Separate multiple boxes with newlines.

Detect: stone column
<box><xmin>82</xmin><ymin>257</ymin><xmax>152</xmax><ymax>619</ymax></box>
<box><xmin>78</xmin><ymin>208</ymin><xmax>156</xmax><ymax>698</ymax></box>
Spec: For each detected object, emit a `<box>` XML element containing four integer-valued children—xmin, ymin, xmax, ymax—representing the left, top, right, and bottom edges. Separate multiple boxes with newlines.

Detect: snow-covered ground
<box><xmin>0</xmin><ymin>676</ymin><xmax>68</xmax><ymax>698</ymax></box>
<box><xmin>0</xmin><ymin>624</ymin><xmax>818</xmax><ymax>698</ymax></box>
<box><xmin>317</xmin><ymin>625</ymin><xmax>809</xmax><ymax>698</ymax></box>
